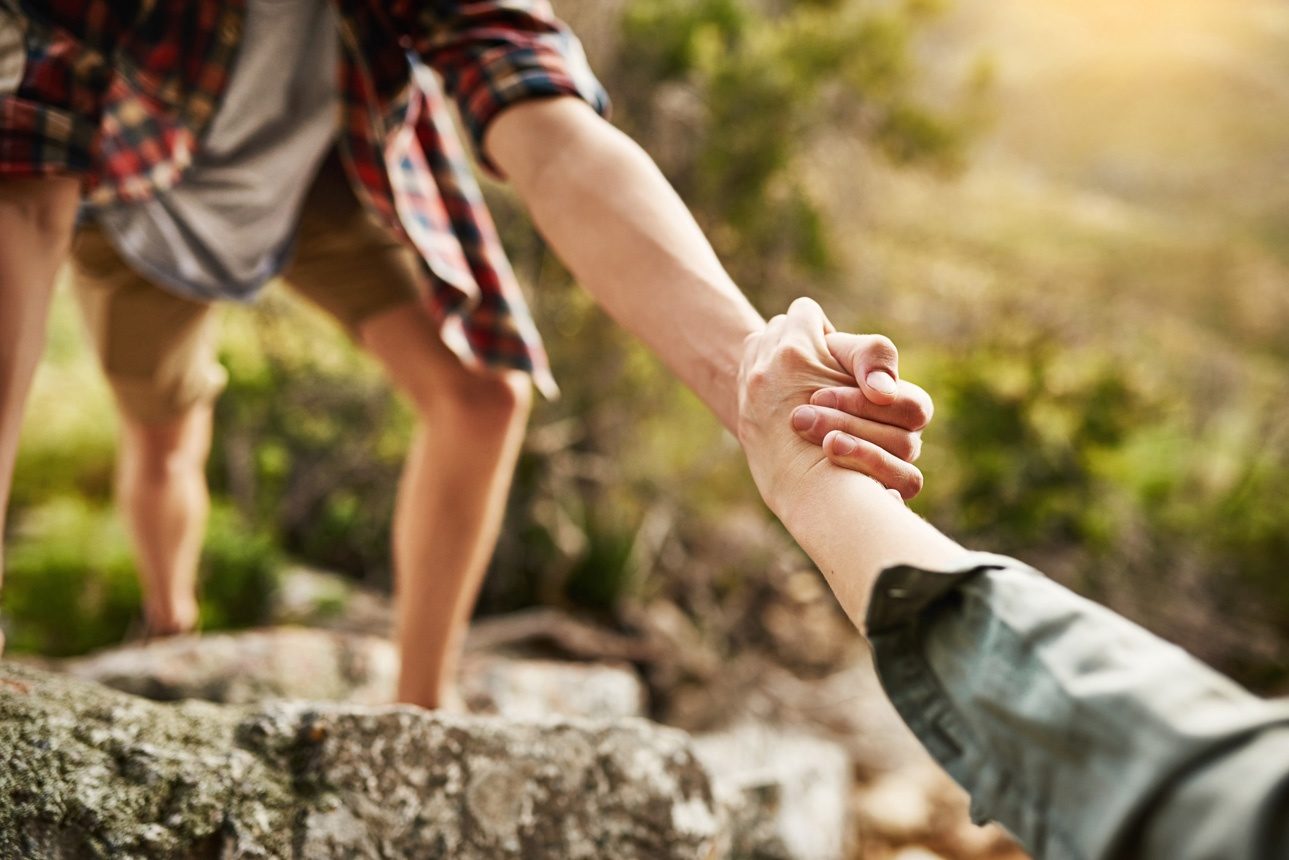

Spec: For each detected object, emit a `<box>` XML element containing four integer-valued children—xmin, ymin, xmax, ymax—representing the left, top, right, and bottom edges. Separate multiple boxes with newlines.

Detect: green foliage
<box><xmin>208</xmin><ymin>295</ymin><xmax>410</xmax><ymax>583</ymax></box>
<box><xmin>914</xmin><ymin>331</ymin><xmax>1152</xmax><ymax>552</ymax></box>
<box><xmin>10</xmin><ymin>316</ymin><xmax>119</xmax><ymax>510</ymax></box>
<box><xmin>617</xmin><ymin>0</ymin><xmax>982</xmax><ymax>296</ymax></box>
<box><xmin>3</xmin><ymin>499</ymin><xmax>141</xmax><ymax>656</ymax></box>
<box><xmin>196</xmin><ymin>504</ymin><xmax>282</xmax><ymax>630</ymax></box>
<box><xmin>2</xmin><ymin>500</ymin><xmax>279</xmax><ymax>655</ymax></box>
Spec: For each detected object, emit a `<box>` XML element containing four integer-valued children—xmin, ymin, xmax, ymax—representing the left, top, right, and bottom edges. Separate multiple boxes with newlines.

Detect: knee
<box><xmin>413</xmin><ymin>368</ymin><xmax>533</xmax><ymax>431</ymax></box>
<box><xmin>120</xmin><ymin>417</ymin><xmax>209</xmax><ymax>486</ymax></box>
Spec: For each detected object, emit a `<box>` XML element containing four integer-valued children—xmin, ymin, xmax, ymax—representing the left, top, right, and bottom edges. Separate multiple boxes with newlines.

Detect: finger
<box><xmin>757</xmin><ymin>313</ymin><xmax>788</xmax><ymax>365</ymax></box>
<box><xmin>824</xmin><ymin>332</ymin><xmax>900</xmax><ymax>406</ymax></box>
<box><xmin>791</xmin><ymin>404</ymin><xmax>923</xmax><ymax>461</ymax></box>
<box><xmin>785</xmin><ymin>297</ymin><xmax>840</xmax><ymax>369</ymax></box>
<box><xmin>810</xmin><ymin>380</ymin><xmax>933</xmax><ymax>431</ymax></box>
<box><xmin>823</xmin><ymin>430</ymin><xmax>925</xmax><ymax>500</ymax></box>
<box><xmin>785</xmin><ymin>296</ymin><xmax>837</xmax><ymax>335</ymax></box>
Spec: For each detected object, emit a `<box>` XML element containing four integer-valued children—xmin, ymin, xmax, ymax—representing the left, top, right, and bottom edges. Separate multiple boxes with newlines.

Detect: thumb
<box><xmin>824</xmin><ymin>332</ymin><xmax>900</xmax><ymax>406</ymax></box>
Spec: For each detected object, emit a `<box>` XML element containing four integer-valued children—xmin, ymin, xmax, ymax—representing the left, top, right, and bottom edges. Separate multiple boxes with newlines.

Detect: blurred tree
<box><xmin>614</xmin><ymin>0</ymin><xmax>984</xmax><ymax>297</ymax></box>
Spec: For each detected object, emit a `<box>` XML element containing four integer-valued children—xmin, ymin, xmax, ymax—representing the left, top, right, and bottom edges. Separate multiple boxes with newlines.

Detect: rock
<box><xmin>0</xmin><ymin>662</ymin><xmax>723</xmax><ymax>859</ymax></box>
<box><xmin>60</xmin><ymin>628</ymin><xmax>648</xmax><ymax>720</ymax></box>
<box><xmin>271</xmin><ymin>566</ymin><xmax>392</xmax><ymax>636</ymax></box>
<box><xmin>694</xmin><ymin>723</ymin><xmax>852</xmax><ymax>860</ymax></box>
<box><xmin>462</xmin><ymin>655</ymin><xmax>647</xmax><ymax>720</ymax></box>
<box><xmin>59</xmin><ymin>627</ymin><xmax>399</xmax><ymax>706</ymax></box>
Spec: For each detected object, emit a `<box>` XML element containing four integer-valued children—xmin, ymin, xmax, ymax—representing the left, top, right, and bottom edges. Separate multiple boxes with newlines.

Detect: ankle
<box><xmin>145</xmin><ymin>596</ymin><xmax>199</xmax><ymax>636</ymax></box>
<box><xmin>398</xmin><ymin>682</ymin><xmax>465</xmax><ymax>713</ymax></box>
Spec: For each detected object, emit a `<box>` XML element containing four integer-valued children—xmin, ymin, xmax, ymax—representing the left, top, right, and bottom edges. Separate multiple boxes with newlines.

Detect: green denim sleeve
<box><xmin>865</xmin><ymin>552</ymin><xmax>1289</xmax><ymax>860</ymax></box>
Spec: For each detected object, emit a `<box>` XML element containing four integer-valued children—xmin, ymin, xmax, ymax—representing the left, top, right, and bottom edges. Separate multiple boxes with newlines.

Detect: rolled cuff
<box><xmin>422</xmin><ymin>5</ymin><xmax>611</xmax><ymax>177</ymax></box>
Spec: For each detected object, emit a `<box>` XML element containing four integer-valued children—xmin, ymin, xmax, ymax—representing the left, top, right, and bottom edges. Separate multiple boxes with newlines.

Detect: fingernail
<box><xmin>813</xmin><ymin>389</ymin><xmax>838</xmax><ymax>408</ymax></box>
<box><xmin>830</xmin><ymin>432</ymin><xmax>858</xmax><ymax>455</ymax></box>
<box><xmin>866</xmin><ymin>371</ymin><xmax>897</xmax><ymax>396</ymax></box>
<box><xmin>791</xmin><ymin>406</ymin><xmax>817</xmax><ymax>431</ymax></box>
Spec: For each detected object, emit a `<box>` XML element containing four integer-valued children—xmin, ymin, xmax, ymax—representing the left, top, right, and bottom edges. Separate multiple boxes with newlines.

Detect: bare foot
<box><xmin>436</xmin><ymin>688</ymin><xmax>468</xmax><ymax>714</ymax></box>
<box><xmin>142</xmin><ymin>596</ymin><xmax>200</xmax><ymax>640</ymax></box>
<box><xmin>399</xmin><ymin>687</ymin><xmax>468</xmax><ymax>714</ymax></box>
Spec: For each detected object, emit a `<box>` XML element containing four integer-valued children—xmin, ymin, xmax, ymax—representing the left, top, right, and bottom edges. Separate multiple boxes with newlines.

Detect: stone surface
<box><xmin>60</xmin><ymin>627</ymin><xmax>398</xmax><ymax>706</ymax></box>
<box><xmin>60</xmin><ymin>627</ymin><xmax>648</xmax><ymax>720</ymax></box>
<box><xmin>0</xmin><ymin>662</ymin><xmax>722</xmax><ymax>859</ymax></box>
<box><xmin>462</xmin><ymin>655</ymin><xmax>647</xmax><ymax>720</ymax></box>
<box><xmin>694</xmin><ymin>723</ymin><xmax>852</xmax><ymax>860</ymax></box>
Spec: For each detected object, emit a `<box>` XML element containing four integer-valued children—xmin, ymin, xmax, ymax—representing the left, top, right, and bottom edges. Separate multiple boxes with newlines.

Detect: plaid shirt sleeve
<box><xmin>0</xmin><ymin>0</ymin><xmax>141</xmax><ymax>179</ymax></box>
<box><xmin>415</xmin><ymin>0</ymin><xmax>610</xmax><ymax>175</ymax></box>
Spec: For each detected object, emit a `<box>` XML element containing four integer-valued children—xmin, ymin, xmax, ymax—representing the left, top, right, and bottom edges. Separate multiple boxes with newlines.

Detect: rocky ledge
<box><xmin>1</xmin><ymin>629</ymin><xmax>853</xmax><ymax>859</ymax></box>
<box><xmin>0</xmin><ymin>661</ymin><xmax>726</xmax><ymax>859</ymax></box>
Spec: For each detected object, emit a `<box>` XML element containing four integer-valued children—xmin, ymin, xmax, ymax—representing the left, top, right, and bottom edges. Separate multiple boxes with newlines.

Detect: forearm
<box><xmin>487</xmin><ymin>98</ymin><xmax>764</xmax><ymax>432</ymax></box>
<box><xmin>774</xmin><ymin>460</ymin><xmax>964</xmax><ymax>630</ymax></box>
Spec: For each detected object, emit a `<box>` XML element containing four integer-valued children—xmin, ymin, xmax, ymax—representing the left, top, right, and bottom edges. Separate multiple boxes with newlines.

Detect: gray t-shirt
<box><xmin>93</xmin><ymin>0</ymin><xmax>340</xmax><ymax>302</ymax></box>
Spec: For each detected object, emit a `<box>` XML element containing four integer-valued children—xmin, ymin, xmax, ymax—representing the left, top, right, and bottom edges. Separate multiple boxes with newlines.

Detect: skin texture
<box><xmin>0</xmin><ymin>176</ymin><xmax>82</xmax><ymax>654</ymax></box>
<box><xmin>117</xmin><ymin>404</ymin><xmax>213</xmax><ymax>636</ymax></box>
<box><xmin>359</xmin><ymin>303</ymin><xmax>531</xmax><ymax>711</ymax></box>
<box><xmin>737</xmin><ymin>298</ymin><xmax>964</xmax><ymax>630</ymax></box>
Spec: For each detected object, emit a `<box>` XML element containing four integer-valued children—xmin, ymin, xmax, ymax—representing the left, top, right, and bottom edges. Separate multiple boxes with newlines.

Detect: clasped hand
<box><xmin>737</xmin><ymin>298</ymin><xmax>932</xmax><ymax>518</ymax></box>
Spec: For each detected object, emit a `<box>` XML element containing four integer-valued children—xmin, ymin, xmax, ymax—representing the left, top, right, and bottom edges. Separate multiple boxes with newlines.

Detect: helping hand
<box><xmin>737</xmin><ymin>298</ymin><xmax>925</xmax><ymax>517</ymax></box>
<box><xmin>789</xmin><ymin>332</ymin><xmax>933</xmax><ymax>500</ymax></box>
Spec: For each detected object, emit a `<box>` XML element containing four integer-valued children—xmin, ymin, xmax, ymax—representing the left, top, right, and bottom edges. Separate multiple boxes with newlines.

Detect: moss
<box><xmin>0</xmin><ymin>664</ymin><xmax>294</xmax><ymax>859</ymax></box>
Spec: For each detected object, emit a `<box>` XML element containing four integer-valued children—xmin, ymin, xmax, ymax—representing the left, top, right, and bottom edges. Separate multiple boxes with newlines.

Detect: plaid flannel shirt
<box><xmin>0</xmin><ymin>0</ymin><xmax>609</xmax><ymax>396</ymax></box>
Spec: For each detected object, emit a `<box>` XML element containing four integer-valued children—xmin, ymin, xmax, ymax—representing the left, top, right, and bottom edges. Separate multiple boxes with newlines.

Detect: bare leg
<box><xmin>115</xmin><ymin>404</ymin><xmax>213</xmax><ymax>636</ymax></box>
<box><xmin>358</xmin><ymin>304</ymin><xmax>531</xmax><ymax>710</ymax></box>
<box><xmin>0</xmin><ymin>176</ymin><xmax>81</xmax><ymax>654</ymax></box>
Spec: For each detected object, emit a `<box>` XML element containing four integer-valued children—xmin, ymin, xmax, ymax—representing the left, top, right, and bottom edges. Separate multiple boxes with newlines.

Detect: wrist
<box><xmin>762</xmin><ymin>447</ymin><xmax>834</xmax><ymax>527</ymax></box>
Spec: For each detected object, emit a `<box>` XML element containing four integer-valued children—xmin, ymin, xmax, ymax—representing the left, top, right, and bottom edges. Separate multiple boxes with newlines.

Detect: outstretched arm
<box><xmin>425</xmin><ymin>2</ymin><xmax>928</xmax><ymax>487</ymax></box>
<box><xmin>486</xmin><ymin>97</ymin><xmax>761</xmax><ymax>433</ymax></box>
<box><xmin>486</xmin><ymin>99</ymin><xmax>930</xmax><ymax>463</ymax></box>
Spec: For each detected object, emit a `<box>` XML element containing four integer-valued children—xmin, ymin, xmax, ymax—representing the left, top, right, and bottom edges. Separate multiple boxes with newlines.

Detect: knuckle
<box><xmin>868</xmin><ymin>334</ymin><xmax>898</xmax><ymax>362</ymax></box>
<box><xmin>746</xmin><ymin>367</ymin><xmax>772</xmax><ymax>392</ymax></box>
<box><xmin>839</xmin><ymin>389</ymin><xmax>868</xmax><ymax>416</ymax></box>
<box><xmin>893</xmin><ymin>433</ymin><xmax>919</xmax><ymax>462</ymax></box>
<box><xmin>853</xmin><ymin>441</ymin><xmax>882</xmax><ymax>467</ymax></box>
<box><xmin>777</xmin><ymin>342</ymin><xmax>813</xmax><ymax>369</ymax></box>
<box><xmin>908</xmin><ymin>399</ymin><xmax>932</xmax><ymax>430</ymax></box>
<box><xmin>788</xmin><ymin>296</ymin><xmax>822</xmax><ymax>319</ymax></box>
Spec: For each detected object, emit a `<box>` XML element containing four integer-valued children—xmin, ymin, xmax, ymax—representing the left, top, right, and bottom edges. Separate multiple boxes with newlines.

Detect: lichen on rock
<box><xmin>0</xmin><ymin>663</ymin><xmax>723</xmax><ymax>859</ymax></box>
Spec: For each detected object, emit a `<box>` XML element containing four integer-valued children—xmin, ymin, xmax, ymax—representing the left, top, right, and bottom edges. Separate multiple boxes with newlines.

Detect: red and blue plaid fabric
<box><xmin>0</xmin><ymin>0</ymin><xmax>608</xmax><ymax>396</ymax></box>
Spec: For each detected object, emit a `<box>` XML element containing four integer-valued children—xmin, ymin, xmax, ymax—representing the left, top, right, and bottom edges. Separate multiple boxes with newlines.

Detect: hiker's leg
<box><xmin>71</xmin><ymin>226</ymin><xmax>226</xmax><ymax>636</ymax></box>
<box><xmin>0</xmin><ymin>176</ymin><xmax>81</xmax><ymax>650</ymax></box>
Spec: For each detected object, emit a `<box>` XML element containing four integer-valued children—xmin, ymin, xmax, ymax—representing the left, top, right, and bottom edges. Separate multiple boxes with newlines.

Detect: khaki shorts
<box><xmin>72</xmin><ymin>153</ymin><xmax>422</xmax><ymax>422</ymax></box>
